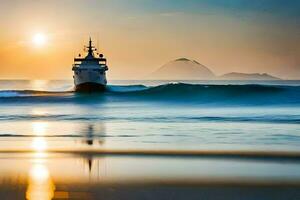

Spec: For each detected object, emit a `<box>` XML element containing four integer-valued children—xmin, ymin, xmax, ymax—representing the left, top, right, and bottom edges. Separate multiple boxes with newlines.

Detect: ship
<box><xmin>72</xmin><ymin>38</ymin><xmax>108</xmax><ymax>92</ymax></box>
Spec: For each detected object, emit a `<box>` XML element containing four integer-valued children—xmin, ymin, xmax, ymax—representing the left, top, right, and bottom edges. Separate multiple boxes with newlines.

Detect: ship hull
<box><xmin>73</xmin><ymin>67</ymin><xmax>107</xmax><ymax>92</ymax></box>
<box><xmin>75</xmin><ymin>82</ymin><xmax>106</xmax><ymax>92</ymax></box>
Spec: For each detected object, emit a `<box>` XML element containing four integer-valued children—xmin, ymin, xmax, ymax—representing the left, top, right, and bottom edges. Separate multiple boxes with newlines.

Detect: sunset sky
<box><xmin>0</xmin><ymin>0</ymin><xmax>299</xmax><ymax>80</ymax></box>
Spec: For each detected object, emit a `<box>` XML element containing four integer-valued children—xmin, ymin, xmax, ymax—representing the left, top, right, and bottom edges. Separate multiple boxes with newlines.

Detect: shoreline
<box><xmin>1</xmin><ymin>149</ymin><xmax>300</xmax><ymax>160</ymax></box>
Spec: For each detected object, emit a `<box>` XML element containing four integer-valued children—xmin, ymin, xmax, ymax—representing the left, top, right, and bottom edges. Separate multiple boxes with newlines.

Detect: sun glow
<box><xmin>27</xmin><ymin>164</ymin><xmax>55</xmax><ymax>200</ymax></box>
<box><xmin>32</xmin><ymin>33</ymin><xmax>47</xmax><ymax>47</ymax></box>
<box><xmin>32</xmin><ymin>122</ymin><xmax>48</xmax><ymax>135</ymax></box>
<box><xmin>32</xmin><ymin>137</ymin><xmax>47</xmax><ymax>152</ymax></box>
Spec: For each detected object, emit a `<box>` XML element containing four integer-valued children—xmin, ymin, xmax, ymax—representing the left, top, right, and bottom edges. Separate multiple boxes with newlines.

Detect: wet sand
<box><xmin>1</xmin><ymin>152</ymin><xmax>300</xmax><ymax>199</ymax></box>
<box><xmin>1</xmin><ymin>182</ymin><xmax>300</xmax><ymax>200</ymax></box>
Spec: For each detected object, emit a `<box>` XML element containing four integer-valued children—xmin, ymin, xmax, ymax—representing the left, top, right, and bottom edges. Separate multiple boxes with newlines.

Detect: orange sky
<box><xmin>0</xmin><ymin>0</ymin><xmax>299</xmax><ymax>80</ymax></box>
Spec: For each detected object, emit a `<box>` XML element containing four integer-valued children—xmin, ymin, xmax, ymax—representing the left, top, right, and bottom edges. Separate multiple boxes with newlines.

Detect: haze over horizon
<box><xmin>0</xmin><ymin>0</ymin><xmax>300</xmax><ymax>80</ymax></box>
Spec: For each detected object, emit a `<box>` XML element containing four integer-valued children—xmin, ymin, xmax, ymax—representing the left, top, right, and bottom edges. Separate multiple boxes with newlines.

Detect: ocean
<box><xmin>1</xmin><ymin>80</ymin><xmax>300</xmax><ymax>199</ymax></box>
<box><xmin>0</xmin><ymin>80</ymin><xmax>300</xmax><ymax>151</ymax></box>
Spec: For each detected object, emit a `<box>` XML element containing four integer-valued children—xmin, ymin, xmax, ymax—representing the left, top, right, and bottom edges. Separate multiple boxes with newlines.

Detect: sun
<box><xmin>32</xmin><ymin>33</ymin><xmax>47</xmax><ymax>46</ymax></box>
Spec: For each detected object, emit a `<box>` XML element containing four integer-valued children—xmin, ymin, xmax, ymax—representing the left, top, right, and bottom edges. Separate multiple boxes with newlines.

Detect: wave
<box><xmin>0</xmin><ymin>83</ymin><xmax>299</xmax><ymax>105</ymax></box>
<box><xmin>0</xmin><ymin>113</ymin><xmax>299</xmax><ymax>124</ymax></box>
<box><xmin>106</xmin><ymin>84</ymin><xmax>147</xmax><ymax>92</ymax></box>
<box><xmin>0</xmin><ymin>90</ymin><xmax>71</xmax><ymax>97</ymax></box>
<box><xmin>100</xmin><ymin>83</ymin><xmax>299</xmax><ymax>105</ymax></box>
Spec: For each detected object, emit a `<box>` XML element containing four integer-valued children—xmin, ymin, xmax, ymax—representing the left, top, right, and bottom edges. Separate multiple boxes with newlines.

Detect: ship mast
<box><xmin>74</xmin><ymin>37</ymin><xmax>107</xmax><ymax>66</ymax></box>
<box><xmin>88</xmin><ymin>37</ymin><xmax>93</xmax><ymax>55</ymax></box>
<box><xmin>86</xmin><ymin>37</ymin><xmax>95</xmax><ymax>56</ymax></box>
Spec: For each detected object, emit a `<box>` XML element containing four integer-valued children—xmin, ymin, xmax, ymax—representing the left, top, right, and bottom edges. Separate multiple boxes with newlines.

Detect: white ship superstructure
<box><xmin>72</xmin><ymin>38</ymin><xmax>108</xmax><ymax>92</ymax></box>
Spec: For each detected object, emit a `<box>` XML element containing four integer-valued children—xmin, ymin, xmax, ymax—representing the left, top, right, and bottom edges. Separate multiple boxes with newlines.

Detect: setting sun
<box><xmin>32</xmin><ymin>33</ymin><xmax>47</xmax><ymax>47</ymax></box>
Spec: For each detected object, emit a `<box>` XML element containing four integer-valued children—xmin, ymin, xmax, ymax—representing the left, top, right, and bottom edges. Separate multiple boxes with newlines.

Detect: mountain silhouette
<box><xmin>149</xmin><ymin>58</ymin><xmax>215</xmax><ymax>80</ymax></box>
<box><xmin>148</xmin><ymin>58</ymin><xmax>281</xmax><ymax>80</ymax></box>
<box><xmin>220</xmin><ymin>72</ymin><xmax>280</xmax><ymax>80</ymax></box>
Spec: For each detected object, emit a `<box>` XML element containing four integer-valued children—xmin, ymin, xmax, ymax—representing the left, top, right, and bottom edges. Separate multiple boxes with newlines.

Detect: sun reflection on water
<box><xmin>26</xmin><ymin>164</ymin><xmax>55</xmax><ymax>200</ymax></box>
<box><xmin>30</xmin><ymin>80</ymin><xmax>49</xmax><ymax>91</ymax></box>
<box><xmin>32</xmin><ymin>137</ymin><xmax>47</xmax><ymax>152</ymax></box>
<box><xmin>27</xmin><ymin>120</ymin><xmax>55</xmax><ymax>200</ymax></box>
<box><xmin>32</xmin><ymin>122</ymin><xmax>48</xmax><ymax>136</ymax></box>
<box><xmin>31</xmin><ymin>121</ymin><xmax>48</xmax><ymax>152</ymax></box>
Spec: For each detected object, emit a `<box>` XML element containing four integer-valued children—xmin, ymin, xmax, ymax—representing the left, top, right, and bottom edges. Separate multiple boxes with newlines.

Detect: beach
<box><xmin>1</xmin><ymin>152</ymin><xmax>300</xmax><ymax>199</ymax></box>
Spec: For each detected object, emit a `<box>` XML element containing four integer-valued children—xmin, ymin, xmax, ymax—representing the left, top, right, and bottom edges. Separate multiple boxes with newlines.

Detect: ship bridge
<box><xmin>73</xmin><ymin>38</ymin><xmax>108</xmax><ymax>70</ymax></box>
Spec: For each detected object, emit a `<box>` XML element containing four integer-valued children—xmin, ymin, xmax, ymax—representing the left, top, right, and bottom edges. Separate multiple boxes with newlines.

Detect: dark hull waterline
<box><xmin>75</xmin><ymin>82</ymin><xmax>106</xmax><ymax>92</ymax></box>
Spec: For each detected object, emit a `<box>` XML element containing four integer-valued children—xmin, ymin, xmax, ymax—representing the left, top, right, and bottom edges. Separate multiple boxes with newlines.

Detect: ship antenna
<box><xmin>97</xmin><ymin>33</ymin><xmax>99</xmax><ymax>52</ymax></box>
<box><xmin>88</xmin><ymin>37</ymin><xmax>93</xmax><ymax>55</ymax></box>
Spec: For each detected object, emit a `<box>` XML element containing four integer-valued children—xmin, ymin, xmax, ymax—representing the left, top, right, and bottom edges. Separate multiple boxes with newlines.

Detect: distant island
<box><xmin>219</xmin><ymin>72</ymin><xmax>280</xmax><ymax>80</ymax></box>
<box><xmin>148</xmin><ymin>58</ymin><xmax>281</xmax><ymax>80</ymax></box>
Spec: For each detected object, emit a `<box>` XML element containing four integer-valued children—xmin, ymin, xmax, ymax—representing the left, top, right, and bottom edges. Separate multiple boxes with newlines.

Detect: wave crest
<box><xmin>0</xmin><ymin>83</ymin><xmax>299</xmax><ymax>105</ymax></box>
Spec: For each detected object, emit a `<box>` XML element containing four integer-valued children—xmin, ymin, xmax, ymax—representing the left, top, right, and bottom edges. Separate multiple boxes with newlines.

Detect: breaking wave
<box><xmin>0</xmin><ymin>83</ymin><xmax>299</xmax><ymax>105</ymax></box>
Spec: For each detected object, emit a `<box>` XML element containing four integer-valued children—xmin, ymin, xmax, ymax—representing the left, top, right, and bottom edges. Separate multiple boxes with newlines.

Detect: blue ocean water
<box><xmin>0</xmin><ymin>80</ymin><xmax>299</xmax><ymax>152</ymax></box>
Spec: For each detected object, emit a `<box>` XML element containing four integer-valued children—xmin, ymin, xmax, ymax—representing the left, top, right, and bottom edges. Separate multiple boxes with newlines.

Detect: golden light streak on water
<box><xmin>31</xmin><ymin>108</ymin><xmax>48</xmax><ymax>116</ymax></box>
<box><xmin>27</xmin><ymin>120</ymin><xmax>54</xmax><ymax>200</ymax></box>
<box><xmin>31</xmin><ymin>121</ymin><xmax>48</xmax><ymax>152</ymax></box>
<box><xmin>31</xmin><ymin>137</ymin><xmax>47</xmax><ymax>152</ymax></box>
<box><xmin>32</xmin><ymin>122</ymin><xmax>48</xmax><ymax>136</ymax></box>
<box><xmin>26</xmin><ymin>164</ymin><xmax>55</xmax><ymax>200</ymax></box>
<box><xmin>29</xmin><ymin>80</ymin><xmax>49</xmax><ymax>91</ymax></box>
